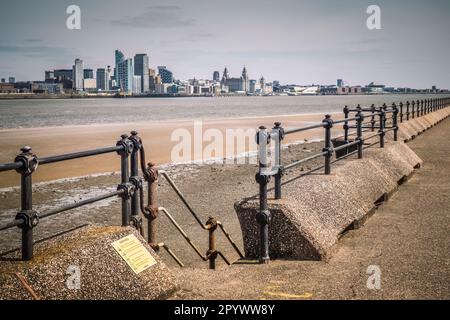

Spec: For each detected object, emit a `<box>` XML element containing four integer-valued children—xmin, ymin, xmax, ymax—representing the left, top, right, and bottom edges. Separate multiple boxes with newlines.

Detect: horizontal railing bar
<box><xmin>40</xmin><ymin>189</ymin><xmax>124</xmax><ymax>219</ymax></box>
<box><xmin>284</xmin><ymin>151</ymin><xmax>327</xmax><ymax>171</ymax></box>
<box><xmin>284</xmin><ymin>123</ymin><xmax>325</xmax><ymax>135</ymax></box>
<box><xmin>0</xmin><ymin>162</ymin><xmax>22</xmax><ymax>173</ymax></box>
<box><xmin>0</xmin><ymin>219</ymin><xmax>23</xmax><ymax>232</ymax></box>
<box><xmin>364</xmin><ymin>132</ymin><xmax>381</xmax><ymax>141</ymax></box>
<box><xmin>333</xmin><ymin>116</ymin><xmax>361</xmax><ymax>124</ymax></box>
<box><xmin>39</xmin><ymin>145</ymin><xmax>123</xmax><ymax>165</ymax></box>
<box><xmin>333</xmin><ymin>140</ymin><xmax>360</xmax><ymax>152</ymax></box>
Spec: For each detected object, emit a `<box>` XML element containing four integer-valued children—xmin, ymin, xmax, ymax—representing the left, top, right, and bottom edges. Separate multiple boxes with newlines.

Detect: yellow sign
<box><xmin>112</xmin><ymin>234</ymin><xmax>157</xmax><ymax>274</ymax></box>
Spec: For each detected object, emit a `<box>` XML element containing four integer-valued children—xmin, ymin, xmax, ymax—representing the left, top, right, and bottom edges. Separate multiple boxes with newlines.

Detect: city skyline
<box><xmin>1</xmin><ymin>0</ymin><xmax>450</xmax><ymax>88</ymax></box>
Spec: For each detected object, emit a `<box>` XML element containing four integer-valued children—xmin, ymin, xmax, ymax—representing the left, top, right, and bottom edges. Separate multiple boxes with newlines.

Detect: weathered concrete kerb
<box><xmin>0</xmin><ymin>226</ymin><xmax>178</xmax><ymax>300</ymax></box>
<box><xmin>235</xmin><ymin>106</ymin><xmax>450</xmax><ymax>261</ymax></box>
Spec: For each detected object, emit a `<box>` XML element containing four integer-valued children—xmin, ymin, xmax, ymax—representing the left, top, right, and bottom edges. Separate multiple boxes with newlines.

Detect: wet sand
<box><xmin>0</xmin><ymin>113</ymin><xmax>341</xmax><ymax>187</ymax></box>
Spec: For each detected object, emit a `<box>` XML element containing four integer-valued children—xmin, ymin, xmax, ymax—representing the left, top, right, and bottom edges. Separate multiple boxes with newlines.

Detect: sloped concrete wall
<box><xmin>0</xmin><ymin>226</ymin><xmax>178</xmax><ymax>300</ymax></box>
<box><xmin>235</xmin><ymin>106</ymin><xmax>449</xmax><ymax>261</ymax></box>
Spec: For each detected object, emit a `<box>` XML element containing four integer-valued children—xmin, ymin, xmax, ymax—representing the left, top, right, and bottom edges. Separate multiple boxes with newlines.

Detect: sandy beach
<box><xmin>0</xmin><ymin>113</ymin><xmax>342</xmax><ymax>187</ymax></box>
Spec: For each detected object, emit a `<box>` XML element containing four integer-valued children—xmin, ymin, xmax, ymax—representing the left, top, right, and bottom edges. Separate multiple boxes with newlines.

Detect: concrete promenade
<box><xmin>173</xmin><ymin>117</ymin><xmax>450</xmax><ymax>300</ymax></box>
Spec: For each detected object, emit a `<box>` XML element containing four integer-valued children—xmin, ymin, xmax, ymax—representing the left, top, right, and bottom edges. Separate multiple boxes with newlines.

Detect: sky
<box><xmin>0</xmin><ymin>0</ymin><xmax>449</xmax><ymax>88</ymax></box>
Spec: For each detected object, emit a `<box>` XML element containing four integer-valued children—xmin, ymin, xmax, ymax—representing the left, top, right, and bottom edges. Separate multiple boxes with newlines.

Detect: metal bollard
<box><xmin>322</xmin><ymin>114</ymin><xmax>334</xmax><ymax>175</ymax></box>
<box><xmin>399</xmin><ymin>102</ymin><xmax>404</xmax><ymax>123</ymax></box>
<box><xmin>256</xmin><ymin>126</ymin><xmax>271</xmax><ymax>264</ymax></box>
<box><xmin>356</xmin><ymin>107</ymin><xmax>364</xmax><ymax>159</ymax></box>
<box><xmin>406</xmin><ymin>101</ymin><xmax>410</xmax><ymax>121</ymax></box>
<box><xmin>273</xmin><ymin>122</ymin><xmax>284</xmax><ymax>200</ymax></box>
<box><xmin>116</xmin><ymin>134</ymin><xmax>133</xmax><ymax>226</ymax></box>
<box><xmin>379</xmin><ymin>107</ymin><xmax>386</xmax><ymax>148</ymax></box>
<box><xmin>146</xmin><ymin>162</ymin><xmax>159</xmax><ymax>245</ymax></box>
<box><xmin>206</xmin><ymin>217</ymin><xmax>218</xmax><ymax>270</ymax></box>
<box><xmin>392</xmin><ymin>103</ymin><xmax>399</xmax><ymax>142</ymax></box>
<box><xmin>129</xmin><ymin>131</ymin><xmax>143</xmax><ymax>232</ymax></box>
<box><xmin>343</xmin><ymin>106</ymin><xmax>350</xmax><ymax>141</ymax></box>
<box><xmin>14</xmin><ymin>146</ymin><xmax>39</xmax><ymax>261</ymax></box>
<box><xmin>370</xmin><ymin>104</ymin><xmax>376</xmax><ymax>131</ymax></box>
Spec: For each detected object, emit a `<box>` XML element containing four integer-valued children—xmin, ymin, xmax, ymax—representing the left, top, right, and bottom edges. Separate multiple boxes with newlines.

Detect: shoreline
<box><xmin>0</xmin><ymin>113</ymin><xmax>334</xmax><ymax>188</ymax></box>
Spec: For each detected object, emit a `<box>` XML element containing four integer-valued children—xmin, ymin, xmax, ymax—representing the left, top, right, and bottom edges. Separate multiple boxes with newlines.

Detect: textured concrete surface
<box><xmin>0</xmin><ymin>225</ymin><xmax>178</xmax><ymax>300</ymax></box>
<box><xmin>173</xmin><ymin>115</ymin><xmax>450</xmax><ymax>300</ymax></box>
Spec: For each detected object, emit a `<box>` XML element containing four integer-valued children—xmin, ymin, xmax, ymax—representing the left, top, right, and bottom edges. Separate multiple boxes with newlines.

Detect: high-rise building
<box><xmin>8</xmin><ymin>77</ymin><xmax>15</xmax><ymax>84</ymax></box>
<box><xmin>134</xmin><ymin>54</ymin><xmax>150</xmax><ymax>93</ymax></box>
<box><xmin>132</xmin><ymin>75</ymin><xmax>142</xmax><ymax>94</ymax></box>
<box><xmin>213</xmin><ymin>71</ymin><xmax>220</xmax><ymax>82</ymax></box>
<box><xmin>158</xmin><ymin>66</ymin><xmax>174</xmax><ymax>84</ymax></box>
<box><xmin>118</xmin><ymin>58</ymin><xmax>134</xmax><ymax>94</ymax></box>
<box><xmin>72</xmin><ymin>58</ymin><xmax>84</xmax><ymax>91</ymax></box>
<box><xmin>83</xmin><ymin>69</ymin><xmax>94</xmax><ymax>79</ymax></box>
<box><xmin>149</xmin><ymin>68</ymin><xmax>156</xmax><ymax>77</ymax></box>
<box><xmin>96</xmin><ymin>68</ymin><xmax>110</xmax><ymax>91</ymax></box>
<box><xmin>241</xmin><ymin>66</ymin><xmax>249</xmax><ymax>92</ymax></box>
<box><xmin>115</xmin><ymin>50</ymin><xmax>125</xmax><ymax>88</ymax></box>
<box><xmin>337</xmin><ymin>79</ymin><xmax>344</xmax><ymax>88</ymax></box>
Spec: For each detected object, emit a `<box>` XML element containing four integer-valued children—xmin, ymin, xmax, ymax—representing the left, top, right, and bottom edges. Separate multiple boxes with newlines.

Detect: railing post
<box><xmin>343</xmin><ymin>106</ymin><xmax>350</xmax><ymax>141</ymax></box>
<box><xmin>129</xmin><ymin>131</ymin><xmax>143</xmax><ymax>232</ymax></box>
<box><xmin>392</xmin><ymin>103</ymin><xmax>399</xmax><ymax>142</ymax></box>
<box><xmin>206</xmin><ymin>217</ymin><xmax>218</xmax><ymax>270</ymax></box>
<box><xmin>322</xmin><ymin>114</ymin><xmax>334</xmax><ymax>175</ymax></box>
<box><xmin>406</xmin><ymin>101</ymin><xmax>410</xmax><ymax>120</ymax></box>
<box><xmin>411</xmin><ymin>101</ymin><xmax>415</xmax><ymax>119</ymax></box>
<box><xmin>116</xmin><ymin>134</ymin><xmax>133</xmax><ymax>227</ymax></box>
<box><xmin>370</xmin><ymin>104</ymin><xmax>376</xmax><ymax>131</ymax></box>
<box><xmin>399</xmin><ymin>102</ymin><xmax>404</xmax><ymax>123</ymax></box>
<box><xmin>256</xmin><ymin>126</ymin><xmax>271</xmax><ymax>264</ymax></box>
<box><xmin>379</xmin><ymin>107</ymin><xmax>386</xmax><ymax>148</ymax></box>
<box><xmin>427</xmin><ymin>99</ymin><xmax>430</xmax><ymax>113</ymax></box>
<box><xmin>420</xmin><ymin>100</ymin><xmax>424</xmax><ymax>116</ymax></box>
<box><xmin>273</xmin><ymin>122</ymin><xmax>284</xmax><ymax>200</ymax></box>
<box><xmin>14</xmin><ymin>146</ymin><xmax>39</xmax><ymax>261</ymax></box>
<box><xmin>146</xmin><ymin>162</ymin><xmax>159</xmax><ymax>245</ymax></box>
<box><xmin>416</xmin><ymin>100</ymin><xmax>420</xmax><ymax>118</ymax></box>
<box><xmin>356</xmin><ymin>107</ymin><xmax>364</xmax><ymax>159</ymax></box>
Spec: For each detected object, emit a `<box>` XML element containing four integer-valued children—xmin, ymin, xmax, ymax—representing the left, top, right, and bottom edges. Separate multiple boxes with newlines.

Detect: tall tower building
<box><xmin>241</xmin><ymin>66</ymin><xmax>249</xmax><ymax>92</ymax></box>
<box><xmin>118</xmin><ymin>58</ymin><xmax>134</xmax><ymax>94</ymax></box>
<box><xmin>221</xmin><ymin>67</ymin><xmax>229</xmax><ymax>84</ymax></box>
<box><xmin>213</xmin><ymin>71</ymin><xmax>220</xmax><ymax>82</ymax></box>
<box><xmin>72</xmin><ymin>58</ymin><xmax>84</xmax><ymax>91</ymax></box>
<box><xmin>96</xmin><ymin>68</ymin><xmax>110</xmax><ymax>91</ymax></box>
<box><xmin>134</xmin><ymin>54</ymin><xmax>150</xmax><ymax>93</ymax></box>
<box><xmin>115</xmin><ymin>50</ymin><xmax>125</xmax><ymax>88</ymax></box>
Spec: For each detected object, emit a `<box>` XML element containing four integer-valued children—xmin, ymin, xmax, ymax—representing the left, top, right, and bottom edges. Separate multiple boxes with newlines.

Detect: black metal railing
<box><xmin>0</xmin><ymin>131</ymin><xmax>244</xmax><ymax>269</ymax></box>
<box><xmin>254</xmin><ymin>97</ymin><xmax>449</xmax><ymax>264</ymax></box>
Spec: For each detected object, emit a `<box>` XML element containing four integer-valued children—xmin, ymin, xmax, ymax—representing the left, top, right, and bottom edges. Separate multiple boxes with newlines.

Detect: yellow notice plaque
<box><xmin>112</xmin><ymin>234</ymin><xmax>157</xmax><ymax>274</ymax></box>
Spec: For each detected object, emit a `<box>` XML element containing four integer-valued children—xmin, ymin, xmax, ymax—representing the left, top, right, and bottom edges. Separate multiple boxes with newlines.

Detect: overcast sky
<box><xmin>1</xmin><ymin>0</ymin><xmax>449</xmax><ymax>88</ymax></box>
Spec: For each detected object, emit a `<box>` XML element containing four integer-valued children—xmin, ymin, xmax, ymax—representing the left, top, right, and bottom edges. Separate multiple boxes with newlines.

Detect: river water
<box><xmin>0</xmin><ymin>94</ymin><xmax>446</xmax><ymax>129</ymax></box>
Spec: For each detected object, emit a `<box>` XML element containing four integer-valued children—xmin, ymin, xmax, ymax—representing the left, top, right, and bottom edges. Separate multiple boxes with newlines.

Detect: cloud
<box><xmin>0</xmin><ymin>44</ymin><xmax>71</xmax><ymax>58</ymax></box>
<box><xmin>111</xmin><ymin>5</ymin><xmax>195</xmax><ymax>29</ymax></box>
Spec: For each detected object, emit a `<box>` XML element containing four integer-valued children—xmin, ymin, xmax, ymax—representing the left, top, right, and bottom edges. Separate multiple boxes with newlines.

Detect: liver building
<box><xmin>220</xmin><ymin>66</ymin><xmax>249</xmax><ymax>93</ymax></box>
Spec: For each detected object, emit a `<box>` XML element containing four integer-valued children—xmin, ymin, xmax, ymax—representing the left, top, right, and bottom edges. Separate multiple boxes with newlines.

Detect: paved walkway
<box><xmin>173</xmin><ymin>118</ymin><xmax>450</xmax><ymax>300</ymax></box>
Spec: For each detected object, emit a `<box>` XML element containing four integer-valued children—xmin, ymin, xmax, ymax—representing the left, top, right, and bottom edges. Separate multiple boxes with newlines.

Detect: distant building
<box><xmin>32</xmin><ymin>82</ymin><xmax>64</xmax><ymax>94</ymax></box>
<box><xmin>221</xmin><ymin>66</ymin><xmax>249</xmax><ymax>93</ymax></box>
<box><xmin>134</xmin><ymin>54</ymin><xmax>150</xmax><ymax>93</ymax></box>
<box><xmin>158</xmin><ymin>66</ymin><xmax>174</xmax><ymax>84</ymax></box>
<box><xmin>83</xmin><ymin>69</ymin><xmax>94</xmax><ymax>79</ymax></box>
<box><xmin>54</xmin><ymin>69</ymin><xmax>73</xmax><ymax>81</ymax></box>
<box><xmin>213</xmin><ymin>71</ymin><xmax>220</xmax><ymax>82</ymax></box>
<box><xmin>8</xmin><ymin>77</ymin><xmax>15</xmax><ymax>84</ymax></box>
<box><xmin>337</xmin><ymin>79</ymin><xmax>344</xmax><ymax>88</ymax></box>
<box><xmin>72</xmin><ymin>59</ymin><xmax>84</xmax><ymax>91</ymax></box>
<box><xmin>337</xmin><ymin>86</ymin><xmax>362</xmax><ymax>95</ymax></box>
<box><xmin>114</xmin><ymin>50</ymin><xmax>125</xmax><ymax>89</ymax></box>
<box><xmin>96</xmin><ymin>68</ymin><xmax>110</xmax><ymax>91</ymax></box>
<box><xmin>1</xmin><ymin>78</ymin><xmax>5</xmax><ymax>83</ymax></box>
<box><xmin>83</xmin><ymin>78</ymin><xmax>96</xmax><ymax>91</ymax></box>
<box><xmin>118</xmin><ymin>58</ymin><xmax>134</xmax><ymax>94</ymax></box>
<box><xmin>132</xmin><ymin>75</ymin><xmax>141</xmax><ymax>94</ymax></box>
<box><xmin>0</xmin><ymin>83</ymin><xmax>16</xmax><ymax>93</ymax></box>
<box><xmin>365</xmin><ymin>82</ymin><xmax>385</xmax><ymax>94</ymax></box>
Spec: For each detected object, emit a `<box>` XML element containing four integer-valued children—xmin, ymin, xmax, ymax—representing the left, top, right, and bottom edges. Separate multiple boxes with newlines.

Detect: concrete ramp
<box><xmin>0</xmin><ymin>226</ymin><xmax>178</xmax><ymax>300</ymax></box>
